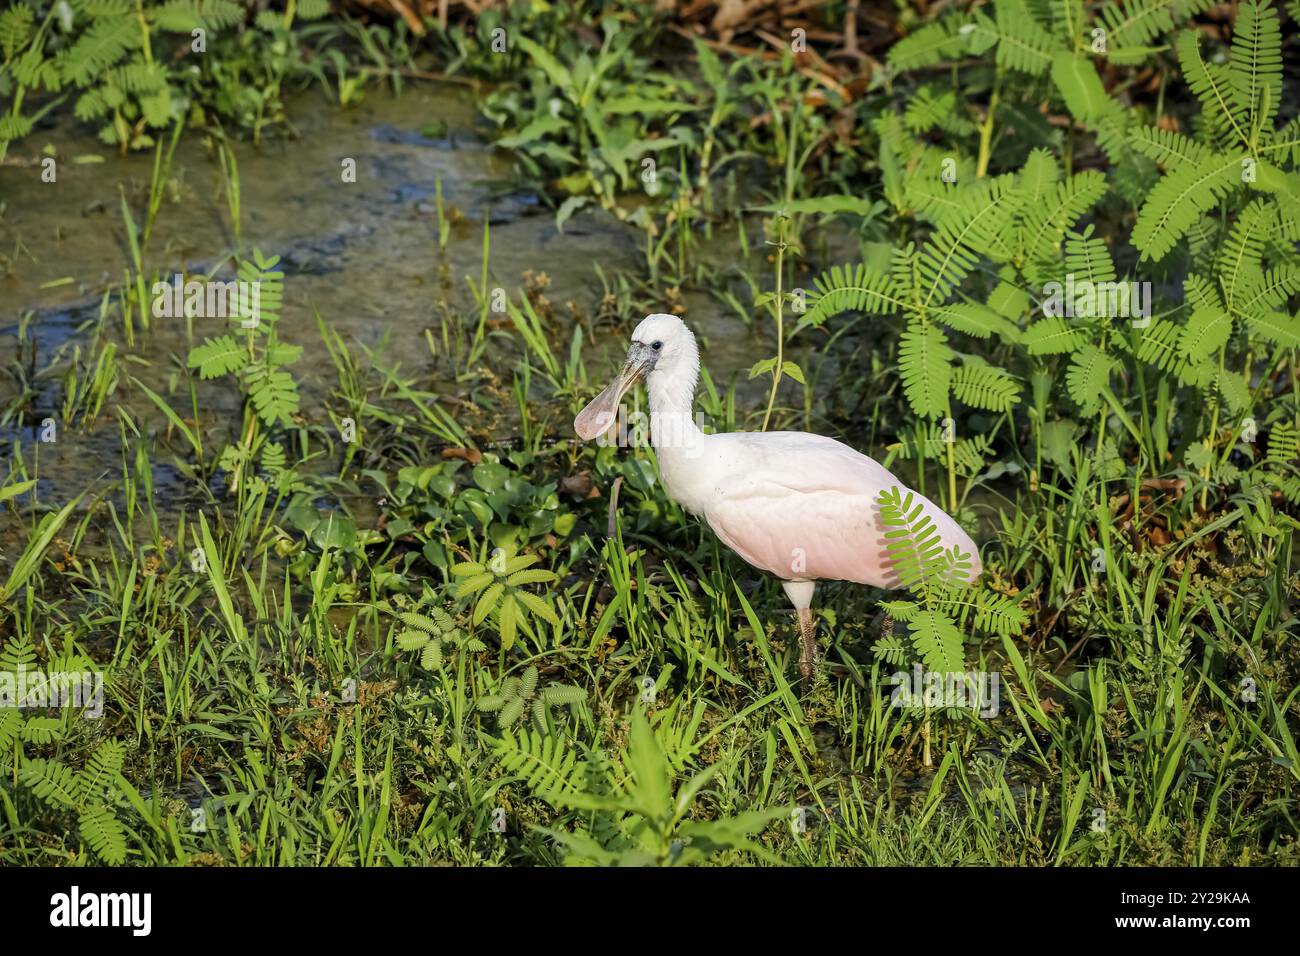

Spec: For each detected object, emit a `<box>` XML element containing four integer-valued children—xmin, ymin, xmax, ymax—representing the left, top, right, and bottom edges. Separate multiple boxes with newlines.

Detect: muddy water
<box><xmin>1</xmin><ymin>84</ymin><xmax>781</xmax><ymax>522</ymax></box>
<box><xmin>4</xmin><ymin>86</ymin><xmax>625</xmax><ymax>335</ymax></box>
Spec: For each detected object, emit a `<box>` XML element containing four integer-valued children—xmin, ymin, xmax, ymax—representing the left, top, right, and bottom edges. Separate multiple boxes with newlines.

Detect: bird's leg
<box><xmin>781</xmin><ymin>581</ymin><xmax>818</xmax><ymax>682</ymax></box>
<box><xmin>842</xmin><ymin>0</ymin><xmax>863</xmax><ymax>60</ymax></box>
<box><xmin>797</xmin><ymin>607</ymin><xmax>818</xmax><ymax>681</ymax></box>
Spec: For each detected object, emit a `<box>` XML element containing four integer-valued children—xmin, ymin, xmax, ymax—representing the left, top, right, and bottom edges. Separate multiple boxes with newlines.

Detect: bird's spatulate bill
<box><xmin>574</xmin><ymin>364</ymin><xmax>640</xmax><ymax>441</ymax></box>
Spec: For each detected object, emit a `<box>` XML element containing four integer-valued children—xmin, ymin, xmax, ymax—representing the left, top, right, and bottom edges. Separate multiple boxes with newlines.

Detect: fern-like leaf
<box><xmin>1021</xmin><ymin>316</ymin><xmax>1088</xmax><ymax>354</ymax></box>
<box><xmin>905</xmin><ymin>610</ymin><xmax>967</xmax><ymax>675</ymax></box>
<box><xmin>245</xmin><ymin>368</ymin><xmax>300</xmax><ymax>426</ymax></box>
<box><xmin>1228</xmin><ymin>1</ymin><xmax>1282</xmax><ymax>134</ymax></box>
<box><xmin>888</xmin><ymin>21</ymin><xmax>964</xmax><ymax>72</ymax></box>
<box><xmin>951</xmin><ymin>363</ymin><xmax>1021</xmax><ymax>411</ymax></box>
<box><xmin>79</xmin><ymin>802</ymin><xmax>128</xmax><ymax>864</ymax></box>
<box><xmin>804</xmin><ymin>262</ymin><xmax>904</xmax><ymax>327</ymax></box>
<box><xmin>1176</xmin><ymin>29</ymin><xmax>1250</xmax><ymax>149</ymax></box>
<box><xmin>62</xmin><ymin>19</ymin><xmax>139</xmax><ymax>86</ymax></box>
<box><xmin>188</xmin><ymin>335</ymin><xmax>247</xmax><ymax>379</ymax></box>
<box><xmin>491</xmin><ymin>727</ymin><xmax>584</xmax><ymax>805</ymax></box>
<box><xmin>0</xmin><ymin>3</ymin><xmax>34</xmax><ymax>59</ymax></box>
<box><xmin>1052</xmin><ymin>53</ymin><xmax>1115</xmax><ymax>124</ymax></box>
<box><xmin>20</xmin><ymin>758</ymin><xmax>81</xmax><ymax>807</ymax></box>
<box><xmin>1131</xmin><ymin>151</ymin><xmax>1244</xmax><ymax>261</ymax></box>
<box><xmin>1066</xmin><ymin>345</ymin><xmax>1118</xmax><ymax>414</ymax></box>
<box><xmin>897</xmin><ymin>321</ymin><xmax>954</xmax><ymax>419</ymax></box>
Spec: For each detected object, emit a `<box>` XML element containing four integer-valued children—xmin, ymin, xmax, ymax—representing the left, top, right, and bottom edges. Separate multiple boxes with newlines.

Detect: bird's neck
<box><xmin>646</xmin><ymin>353</ymin><xmax>703</xmax><ymax>455</ymax></box>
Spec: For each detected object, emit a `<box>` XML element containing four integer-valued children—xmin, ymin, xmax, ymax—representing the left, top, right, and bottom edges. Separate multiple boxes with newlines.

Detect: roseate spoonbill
<box><xmin>575</xmin><ymin>313</ymin><xmax>982</xmax><ymax>680</ymax></box>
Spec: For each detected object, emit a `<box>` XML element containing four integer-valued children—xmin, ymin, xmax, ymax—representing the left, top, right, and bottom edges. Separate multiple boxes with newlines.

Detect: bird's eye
<box><xmin>652</xmin><ymin>341</ymin><xmax>663</xmax><ymax>351</ymax></box>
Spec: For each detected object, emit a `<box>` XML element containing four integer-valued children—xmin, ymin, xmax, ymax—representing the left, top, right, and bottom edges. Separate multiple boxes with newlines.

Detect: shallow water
<box><xmin>0</xmin><ymin>81</ymin><xmax>888</xmax><ymax>568</ymax></box>
<box><xmin>1</xmin><ymin>86</ymin><xmax>758</xmax><ymax>512</ymax></box>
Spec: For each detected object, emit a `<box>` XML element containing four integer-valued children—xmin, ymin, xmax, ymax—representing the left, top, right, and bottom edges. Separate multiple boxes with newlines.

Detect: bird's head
<box><xmin>574</xmin><ymin>313</ymin><xmax>696</xmax><ymax>441</ymax></box>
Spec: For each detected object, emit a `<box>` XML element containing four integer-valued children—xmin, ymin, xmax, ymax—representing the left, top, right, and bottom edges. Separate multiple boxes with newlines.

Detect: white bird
<box><xmin>575</xmin><ymin>313</ymin><xmax>981</xmax><ymax>679</ymax></box>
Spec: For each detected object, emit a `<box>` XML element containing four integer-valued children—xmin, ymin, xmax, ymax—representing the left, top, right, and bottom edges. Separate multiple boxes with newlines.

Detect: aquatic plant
<box><xmin>0</xmin><ymin>0</ymin><xmax>334</xmax><ymax>157</ymax></box>
<box><xmin>185</xmin><ymin>248</ymin><xmax>301</xmax><ymax>492</ymax></box>
<box><xmin>807</xmin><ymin>0</ymin><xmax>1299</xmax><ymax>519</ymax></box>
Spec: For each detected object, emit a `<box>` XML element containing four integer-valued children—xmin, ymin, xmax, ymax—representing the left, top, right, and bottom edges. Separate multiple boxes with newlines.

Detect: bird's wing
<box><xmin>700</xmin><ymin>431</ymin><xmax>980</xmax><ymax>588</ymax></box>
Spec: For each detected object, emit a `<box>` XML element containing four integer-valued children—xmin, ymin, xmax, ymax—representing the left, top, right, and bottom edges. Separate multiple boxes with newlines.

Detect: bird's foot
<box><xmin>797</xmin><ymin>607</ymin><xmax>818</xmax><ymax>682</ymax></box>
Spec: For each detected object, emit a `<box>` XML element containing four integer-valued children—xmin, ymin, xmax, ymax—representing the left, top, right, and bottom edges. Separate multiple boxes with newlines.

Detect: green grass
<box><xmin>1</xmin><ymin>286</ymin><xmax>1295</xmax><ymax>865</ymax></box>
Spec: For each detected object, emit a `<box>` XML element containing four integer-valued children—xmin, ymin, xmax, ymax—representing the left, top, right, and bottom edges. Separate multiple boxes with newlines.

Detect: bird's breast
<box><xmin>654</xmin><ymin>444</ymin><xmax>725</xmax><ymax>516</ymax></box>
